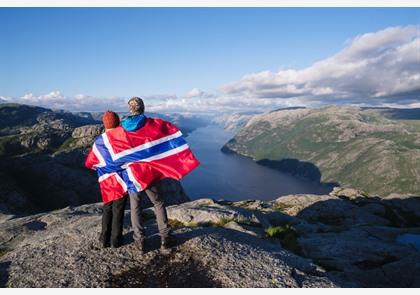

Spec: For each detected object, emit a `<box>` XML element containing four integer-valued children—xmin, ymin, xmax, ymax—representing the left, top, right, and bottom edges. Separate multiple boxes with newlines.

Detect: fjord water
<box><xmin>181</xmin><ymin>124</ymin><xmax>331</xmax><ymax>201</ymax></box>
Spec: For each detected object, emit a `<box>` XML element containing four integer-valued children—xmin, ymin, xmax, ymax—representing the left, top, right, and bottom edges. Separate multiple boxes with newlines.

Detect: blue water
<box><xmin>181</xmin><ymin>124</ymin><xmax>331</xmax><ymax>201</ymax></box>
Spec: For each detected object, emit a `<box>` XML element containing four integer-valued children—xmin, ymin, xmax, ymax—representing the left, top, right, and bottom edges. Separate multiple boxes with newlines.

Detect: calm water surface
<box><xmin>181</xmin><ymin>125</ymin><xmax>331</xmax><ymax>201</ymax></box>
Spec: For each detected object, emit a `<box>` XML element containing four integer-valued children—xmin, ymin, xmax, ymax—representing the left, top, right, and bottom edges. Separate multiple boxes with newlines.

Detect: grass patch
<box><xmin>168</xmin><ymin>219</ymin><xmax>185</xmax><ymax>228</ymax></box>
<box><xmin>236</xmin><ymin>219</ymin><xmax>262</xmax><ymax>227</ymax></box>
<box><xmin>0</xmin><ymin>247</ymin><xmax>9</xmax><ymax>257</ymax></box>
<box><xmin>214</xmin><ymin>217</ymin><xmax>262</xmax><ymax>228</ymax></box>
<box><xmin>168</xmin><ymin>219</ymin><xmax>202</xmax><ymax>228</ymax></box>
<box><xmin>56</xmin><ymin>137</ymin><xmax>76</xmax><ymax>152</ymax></box>
<box><xmin>184</xmin><ymin>221</ymin><xmax>200</xmax><ymax>227</ymax></box>
<box><xmin>169</xmin><ymin>217</ymin><xmax>263</xmax><ymax>230</ymax></box>
<box><xmin>214</xmin><ymin>217</ymin><xmax>235</xmax><ymax>227</ymax></box>
<box><xmin>265</xmin><ymin>225</ymin><xmax>303</xmax><ymax>255</ymax></box>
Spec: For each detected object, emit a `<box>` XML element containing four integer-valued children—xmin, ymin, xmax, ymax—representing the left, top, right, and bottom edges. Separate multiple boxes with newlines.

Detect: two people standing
<box><xmin>85</xmin><ymin>97</ymin><xmax>199</xmax><ymax>253</ymax></box>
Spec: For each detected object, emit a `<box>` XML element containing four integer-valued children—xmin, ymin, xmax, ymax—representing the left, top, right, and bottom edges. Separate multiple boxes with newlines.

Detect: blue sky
<box><xmin>0</xmin><ymin>8</ymin><xmax>419</xmax><ymax>112</ymax></box>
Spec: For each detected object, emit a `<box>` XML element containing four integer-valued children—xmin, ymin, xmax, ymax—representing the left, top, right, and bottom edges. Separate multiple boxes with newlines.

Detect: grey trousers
<box><xmin>129</xmin><ymin>184</ymin><xmax>171</xmax><ymax>241</ymax></box>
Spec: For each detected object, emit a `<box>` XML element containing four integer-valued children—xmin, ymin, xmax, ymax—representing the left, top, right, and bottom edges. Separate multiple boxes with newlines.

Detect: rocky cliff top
<box><xmin>1</xmin><ymin>188</ymin><xmax>419</xmax><ymax>287</ymax></box>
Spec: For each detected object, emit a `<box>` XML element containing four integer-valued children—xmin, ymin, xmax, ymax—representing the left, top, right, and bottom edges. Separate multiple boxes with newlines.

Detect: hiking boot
<box><xmin>111</xmin><ymin>237</ymin><xmax>123</xmax><ymax>248</ymax></box>
<box><xmin>135</xmin><ymin>239</ymin><xmax>145</xmax><ymax>255</ymax></box>
<box><xmin>111</xmin><ymin>241</ymin><xmax>121</xmax><ymax>248</ymax></box>
<box><xmin>160</xmin><ymin>235</ymin><xmax>176</xmax><ymax>254</ymax></box>
<box><xmin>99</xmin><ymin>235</ymin><xmax>110</xmax><ymax>248</ymax></box>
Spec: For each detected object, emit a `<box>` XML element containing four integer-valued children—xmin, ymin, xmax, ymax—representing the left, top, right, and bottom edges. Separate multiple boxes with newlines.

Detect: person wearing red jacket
<box><xmin>86</xmin><ymin>111</ymin><xmax>127</xmax><ymax>248</ymax></box>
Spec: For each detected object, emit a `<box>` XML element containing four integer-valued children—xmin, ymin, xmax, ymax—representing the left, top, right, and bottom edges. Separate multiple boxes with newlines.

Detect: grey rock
<box><xmin>330</xmin><ymin>187</ymin><xmax>369</xmax><ymax>199</ymax></box>
<box><xmin>166</xmin><ymin>198</ymin><xmax>270</xmax><ymax>228</ymax></box>
<box><xmin>298</xmin><ymin>226</ymin><xmax>420</xmax><ymax>287</ymax></box>
<box><xmin>272</xmin><ymin>194</ymin><xmax>390</xmax><ymax>226</ymax></box>
<box><xmin>72</xmin><ymin>125</ymin><xmax>103</xmax><ymax>139</ymax></box>
<box><xmin>223</xmin><ymin>221</ymin><xmax>262</xmax><ymax>237</ymax></box>
<box><xmin>0</xmin><ymin>203</ymin><xmax>336</xmax><ymax>288</ymax></box>
<box><xmin>272</xmin><ymin>194</ymin><xmax>338</xmax><ymax>216</ymax></box>
<box><xmin>1</xmin><ymin>194</ymin><xmax>420</xmax><ymax>287</ymax></box>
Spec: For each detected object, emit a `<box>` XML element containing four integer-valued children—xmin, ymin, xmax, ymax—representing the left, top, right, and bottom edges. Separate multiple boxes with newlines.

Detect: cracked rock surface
<box><xmin>1</xmin><ymin>192</ymin><xmax>419</xmax><ymax>287</ymax></box>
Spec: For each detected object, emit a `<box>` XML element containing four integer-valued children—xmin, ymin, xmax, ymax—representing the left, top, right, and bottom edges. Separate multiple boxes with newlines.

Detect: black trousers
<box><xmin>101</xmin><ymin>196</ymin><xmax>128</xmax><ymax>246</ymax></box>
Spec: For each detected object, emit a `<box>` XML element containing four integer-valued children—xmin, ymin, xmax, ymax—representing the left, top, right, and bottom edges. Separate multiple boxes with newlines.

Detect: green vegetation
<box><xmin>0</xmin><ymin>247</ymin><xmax>9</xmax><ymax>257</ymax></box>
<box><xmin>399</xmin><ymin>119</ymin><xmax>420</xmax><ymax>132</ymax></box>
<box><xmin>214</xmin><ymin>217</ymin><xmax>235</xmax><ymax>227</ymax></box>
<box><xmin>224</xmin><ymin>107</ymin><xmax>420</xmax><ymax>196</ymax></box>
<box><xmin>168</xmin><ymin>217</ymin><xmax>261</xmax><ymax>229</ymax></box>
<box><xmin>265</xmin><ymin>224</ymin><xmax>302</xmax><ymax>255</ymax></box>
<box><xmin>213</xmin><ymin>217</ymin><xmax>261</xmax><ymax>228</ymax></box>
<box><xmin>168</xmin><ymin>219</ymin><xmax>185</xmax><ymax>228</ymax></box>
<box><xmin>56</xmin><ymin>137</ymin><xmax>76</xmax><ymax>152</ymax></box>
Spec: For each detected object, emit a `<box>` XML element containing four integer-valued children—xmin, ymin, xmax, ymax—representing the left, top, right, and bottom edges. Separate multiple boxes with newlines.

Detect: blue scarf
<box><xmin>121</xmin><ymin>114</ymin><xmax>147</xmax><ymax>131</ymax></box>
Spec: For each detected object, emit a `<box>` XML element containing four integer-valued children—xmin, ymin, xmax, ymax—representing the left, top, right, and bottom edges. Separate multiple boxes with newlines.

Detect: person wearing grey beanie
<box><xmin>121</xmin><ymin>96</ymin><xmax>175</xmax><ymax>254</ymax></box>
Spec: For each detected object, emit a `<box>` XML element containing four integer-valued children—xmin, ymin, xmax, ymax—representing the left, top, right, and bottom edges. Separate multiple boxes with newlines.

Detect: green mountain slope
<box><xmin>222</xmin><ymin>106</ymin><xmax>420</xmax><ymax>196</ymax></box>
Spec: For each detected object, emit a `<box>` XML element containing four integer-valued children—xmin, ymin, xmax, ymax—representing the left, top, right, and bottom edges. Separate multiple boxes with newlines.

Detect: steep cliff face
<box><xmin>0</xmin><ymin>191</ymin><xmax>419</xmax><ymax>287</ymax></box>
<box><xmin>222</xmin><ymin>106</ymin><xmax>420</xmax><ymax>196</ymax></box>
<box><xmin>0</xmin><ymin>104</ymin><xmax>102</xmax><ymax>218</ymax></box>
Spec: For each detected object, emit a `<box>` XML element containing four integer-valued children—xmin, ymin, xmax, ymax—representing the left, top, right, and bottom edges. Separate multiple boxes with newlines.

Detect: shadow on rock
<box><xmin>106</xmin><ymin>250</ymin><xmax>221</xmax><ymax>287</ymax></box>
<box><xmin>0</xmin><ymin>261</ymin><xmax>11</xmax><ymax>287</ymax></box>
<box><xmin>291</xmin><ymin>195</ymin><xmax>420</xmax><ymax>287</ymax></box>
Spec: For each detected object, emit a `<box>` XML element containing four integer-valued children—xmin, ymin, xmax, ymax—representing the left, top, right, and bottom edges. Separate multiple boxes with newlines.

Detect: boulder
<box><xmin>72</xmin><ymin>124</ymin><xmax>103</xmax><ymax>139</ymax></box>
<box><xmin>329</xmin><ymin>187</ymin><xmax>369</xmax><ymax>200</ymax></box>
<box><xmin>165</xmin><ymin>199</ymin><xmax>270</xmax><ymax>228</ymax></box>
<box><xmin>272</xmin><ymin>194</ymin><xmax>337</xmax><ymax>216</ymax></box>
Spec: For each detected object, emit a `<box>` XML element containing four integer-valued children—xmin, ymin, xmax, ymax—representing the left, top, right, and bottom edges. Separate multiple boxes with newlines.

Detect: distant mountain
<box><xmin>212</xmin><ymin>112</ymin><xmax>260</xmax><ymax>132</ymax></box>
<box><xmin>148</xmin><ymin>112</ymin><xmax>208</xmax><ymax>135</ymax></box>
<box><xmin>222</xmin><ymin>106</ymin><xmax>420</xmax><ymax>196</ymax></box>
<box><xmin>362</xmin><ymin>107</ymin><xmax>420</xmax><ymax>120</ymax></box>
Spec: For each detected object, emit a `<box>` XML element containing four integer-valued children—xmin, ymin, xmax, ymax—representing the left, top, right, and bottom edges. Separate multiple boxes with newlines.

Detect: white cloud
<box><xmin>4</xmin><ymin>91</ymin><xmax>128</xmax><ymax>112</ymax></box>
<box><xmin>2</xmin><ymin>25</ymin><xmax>419</xmax><ymax>114</ymax></box>
<box><xmin>221</xmin><ymin>25</ymin><xmax>420</xmax><ymax>106</ymax></box>
<box><xmin>3</xmin><ymin>91</ymin><xmax>183</xmax><ymax>113</ymax></box>
<box><xmin>185</xmin><ymin>88</ymin><xmax>215</xmax><ymax>99</ymax></box>
<box><xmin>186</xmin><ymin>88</ymin><xmax>205</xmax><ymax>98</ymax></box>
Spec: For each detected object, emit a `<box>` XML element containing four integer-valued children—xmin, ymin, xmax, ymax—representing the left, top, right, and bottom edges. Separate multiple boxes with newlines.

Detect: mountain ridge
<box><xmin>222</xmin><ymin>106</ymin><xmax>420</xmax><ymax>196</ymax></box>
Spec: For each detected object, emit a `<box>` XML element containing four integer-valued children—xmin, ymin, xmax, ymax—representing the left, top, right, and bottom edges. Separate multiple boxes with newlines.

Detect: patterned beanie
<box><xmin>128</xmin><ymin>97</ymin><xmax>145</xmax><ymax>115</ymax></box>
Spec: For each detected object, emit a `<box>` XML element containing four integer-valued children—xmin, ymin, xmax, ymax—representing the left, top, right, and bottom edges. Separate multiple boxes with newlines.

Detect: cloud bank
<box><xmin>221</xmin><ymin>25</ymin><xmax>420</xmax><ymax>107</ymax></box>
<box><xmin>1</xmin><ymin>25</ymin><xmax>419</xmax><ymax>114</ymax></box>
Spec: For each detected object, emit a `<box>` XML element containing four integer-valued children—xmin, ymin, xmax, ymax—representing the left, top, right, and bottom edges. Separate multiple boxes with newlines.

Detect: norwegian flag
<box><xmin>85</xmin><ymin>117</ymin><xmax>200</xmax><ymax>203</ymax></box>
